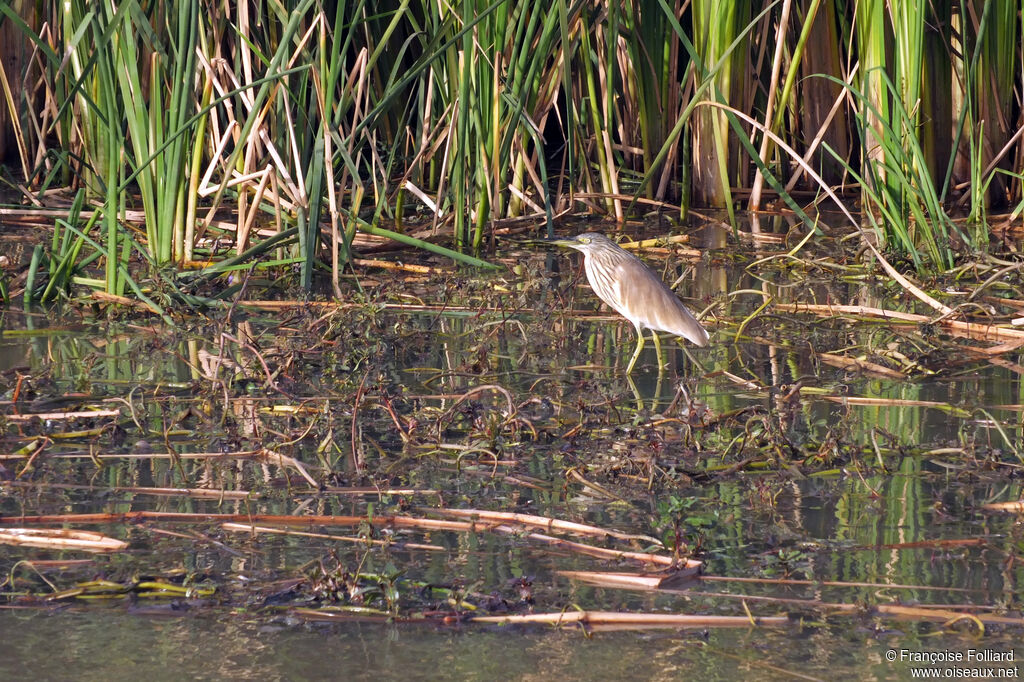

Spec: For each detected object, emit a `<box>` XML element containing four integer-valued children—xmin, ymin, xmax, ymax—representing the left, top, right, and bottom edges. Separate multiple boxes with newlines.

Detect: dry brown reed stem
<box><xmin>0</xmin><ymin>450</ymin><xmax>261</xmax><ymax>461</ymax></box>
<box><xmin>489</xmin><ymin>529</ymin><xmax>689</xmax><ymax>568</ymax></box>
<box><xmin>981</xmin><ymin>501</ymin><xmax>1024</xmax><ymax>513</ymax></box>
<box><xmin>563</xmin><ymin>571</ymin><xmax>979</xmax><ymax>594</ymax></box>
<box><xmin>1</xmin><ymin>511</ymin><xmax>486</xmax><ymax>531</ymax></box>
<box><xmin>775</xmin><ymin>302</ymin><xmax>1024</xmax><ymax>345</ymax></box>
<box><xmin>698</xmin><ymin>575</ymin><xmax>978</xmax><ymax>593</ymax></box>
<box><xmin>1</xmin><ymin>512</ymin><xmax>685</xmax><ymax>567</ymax></box>
<box><xmin>467</xmin><ymin>611</ymin><xmax>789</xmax><ymax>628</ymax></box>
<box><xmin>0</xmin><ymin>207</ymin><xmax>147</xmax><ymax>222</ymax></box>
<box><xmin>981</xmin><ymin>295</ymin><xmax>1024</xmax><ymax>311</ymax></box>
<box><xmin>351</xmin><ymin>258</ymin><xmax>440</xmax><ymax>274</ymax></box>
<box><xmin>748</xmin><ymin>0</ymin><xmax>795</xmax><ymax>211</ymax></box>
<box><xmin>558</xmin><ymin>570</ymin><xmax>694</xmax><ymax>590</ymax></box>
<box><xmin>0</xmin><ymin>528</ymin><xmax>127</xmax><ymax>552</ymax></box>
<box><xmin>5</xmin><ymin>409</ymin><xmax>121</xmax><ymax>422</ymax></box>
<box><xmin>821</xmin><ymin>396</ymin><xmax>957</xmax><ymax>409</ymax></box>
<box><xmin>428</xmin><ymin>508</ymin><xmax>662</xmax><ymax>546</ymax></box>
<box><xmin>288</xmin><ymin>609</ymin><xmax>394</xmax><ymax>623</ymax></box>
<box><xmin>220</xmin><ymin>522</ymin><xmax>445</xmax><ymax>551</ymax></box>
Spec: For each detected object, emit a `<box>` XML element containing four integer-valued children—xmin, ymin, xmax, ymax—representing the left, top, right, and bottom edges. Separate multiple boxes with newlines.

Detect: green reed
<box><xmin>2</xmin><ymin>0</ymin><xmax>1024</xmax><ymax>297</ymax></box>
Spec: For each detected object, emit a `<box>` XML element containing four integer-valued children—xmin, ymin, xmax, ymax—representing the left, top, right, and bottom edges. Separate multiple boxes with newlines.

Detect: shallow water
<box><xmin>2</xmin><ymin>609</ymin><xmax>1022</xmax><ymax>681</ymax></box>
<box><xmin>2</xmin><ymin>219</ymin><xmax>1023</xmax><ymax>679</ymax></box>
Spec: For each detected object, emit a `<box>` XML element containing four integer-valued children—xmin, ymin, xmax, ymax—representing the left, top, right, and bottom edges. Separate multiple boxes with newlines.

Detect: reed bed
<box><xmin>1</xmin><ymin>0</ymin><xmax>1022</xmax><ymax>306</ymax></box>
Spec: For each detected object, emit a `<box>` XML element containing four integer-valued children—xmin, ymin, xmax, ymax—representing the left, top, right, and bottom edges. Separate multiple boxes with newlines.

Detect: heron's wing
<box><xmin>612</xmin><ymin>259</ymin><xmax>709</xmax><ymax>347</ymax></box>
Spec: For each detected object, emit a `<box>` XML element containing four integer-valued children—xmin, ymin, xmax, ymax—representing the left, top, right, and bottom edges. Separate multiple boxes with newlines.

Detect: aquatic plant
<box><xmin>0</xmin><ymin>0</ymin><xmax>1022</xmax><ymax>293</ymax></box>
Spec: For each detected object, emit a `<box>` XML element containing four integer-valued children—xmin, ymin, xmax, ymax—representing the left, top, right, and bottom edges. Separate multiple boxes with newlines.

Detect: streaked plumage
<box><xmin>552</xmin><ymin>232</ymin><xmax>709</xmax><ymax>372</ymax></box>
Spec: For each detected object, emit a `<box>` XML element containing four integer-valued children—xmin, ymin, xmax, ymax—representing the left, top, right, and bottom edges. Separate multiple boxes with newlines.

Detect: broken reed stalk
<box><xmin>4</xmin><ymin>409</ymin><xmax>121</xmax><ymax>422</ymax></box>
<box><xmin>0</xmin><ymin>511</ymin><xmax>482</xmax><ymax>530</ymax></box>
<box><xmin>775</xmin><ymin>302</ymin><xmax>1024</xmax><ymax>345</ymax></box>
<box><xmin>490</xmin><ymin>529</ymin><xmax>692</xmax><ymax>568</ymax></box>
<box><xmin>0</xmin><ymin>528</ymin><xmax>127</xmax><ymax>553</ymax></box>
<box><xmin>1</xmin><ymin>511</ymin><xmax>688</xmax><ymax>568</ymax></box>
<box><xmin>288</xmin><ymin>608</ymin><xmax>792</xmax><ymax>631</ymax></box>
<box><xmin>467</xmin><ymin>611</ymin><xmax>790</xmax><ymax>628</ymax></box>
<box><xmin>560</xmin><ymin>570</ymin><xmax>983</xmax><ymax>594</ymax></box>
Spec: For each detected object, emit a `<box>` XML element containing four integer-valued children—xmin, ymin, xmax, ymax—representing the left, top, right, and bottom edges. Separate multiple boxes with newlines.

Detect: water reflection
<box><xmin>2</xmin><ymin>221</ymin><xmax>1023</xmax><ymax>678</ymax></box>
<box><xmin>1</xmin><ymin>605</ymin><xmax>1020</xmax><ymax>680</ymax></box>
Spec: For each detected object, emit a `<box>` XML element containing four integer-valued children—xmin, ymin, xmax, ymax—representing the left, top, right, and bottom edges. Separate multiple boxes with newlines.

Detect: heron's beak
<box><xmin>518</xmin><ymin>237</ymin><xmax>580</xmax><ymax>249</ymax></box>
<box><xmin>549</xmin><ymin>238</ymin><xmax>581</xmax><ymax>249</ymax></box>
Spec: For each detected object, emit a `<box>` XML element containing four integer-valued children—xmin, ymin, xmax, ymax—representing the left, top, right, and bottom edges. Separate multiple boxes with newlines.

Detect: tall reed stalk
<box><xmin>2</xmin><ymin>0</ymin><xmax>1024</xmax><ymax>294</ymax></box>
<box><xmin>690</xmin><ymin>0</ymin><xmax>741</xmax><ymax>209</ymax></box>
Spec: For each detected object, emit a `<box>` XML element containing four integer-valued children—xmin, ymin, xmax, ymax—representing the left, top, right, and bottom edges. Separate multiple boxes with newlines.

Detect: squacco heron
<box><xmin>552</xmin><ymin>233</ymin><xmax>709</xmax><ymax>372</ymax></box>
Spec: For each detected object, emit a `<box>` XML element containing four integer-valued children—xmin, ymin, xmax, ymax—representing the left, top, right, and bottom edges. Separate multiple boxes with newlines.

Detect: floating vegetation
<box><xmin>2</xmin><ymin>229</ymin><xmax>1023</xmax><ymax>676</ymax></box>
<box><xmin>2</xmin><ymin>1</ymin><xmax>1024</xmax><ymax>673</ymax></box>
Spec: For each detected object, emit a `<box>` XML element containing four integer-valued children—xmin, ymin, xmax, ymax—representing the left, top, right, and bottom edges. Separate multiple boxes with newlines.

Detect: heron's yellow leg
<box><xmin>625</xmin><ymin>327</ymin><xmax>645</xmax><ymax>373</ymax></box>
<box><xmin>652</xmin><ymin>331</ymin><xmax>664</xmax><ymax>371</ymax></box>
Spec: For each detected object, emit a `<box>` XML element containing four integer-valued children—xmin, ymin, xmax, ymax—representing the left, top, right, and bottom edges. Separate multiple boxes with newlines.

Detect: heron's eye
<box><xmin>580</xmin><ymin>237</ymin><xmax>590</xmax><ymax>244</ymax></box>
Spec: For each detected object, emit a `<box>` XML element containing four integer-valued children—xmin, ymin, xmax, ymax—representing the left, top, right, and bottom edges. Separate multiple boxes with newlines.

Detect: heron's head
<box><xmin>550</xmin><ymin>232</ymin><xmax>619</xmax><ymax>254</ymax></box>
